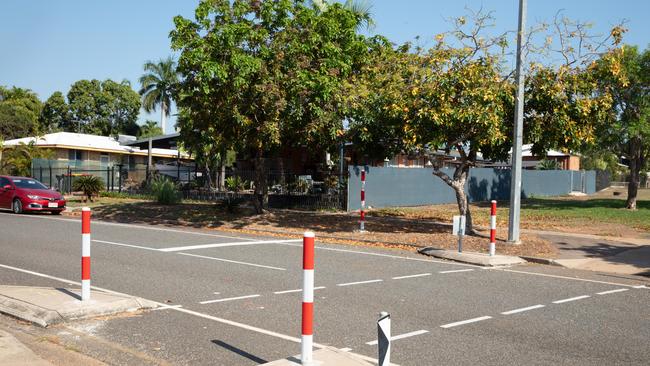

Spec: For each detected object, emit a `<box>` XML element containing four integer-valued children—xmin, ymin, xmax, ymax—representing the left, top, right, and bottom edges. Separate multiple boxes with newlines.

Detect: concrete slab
<box><xmin>0</xmin><ymin>330</ymin><xmax>52</xmax><ymax>366</ymax></box>
<box><xmin>0</xmin><ymin>286</ymin><xmax>157</xmax><ymax>327</ymax></box>
<box><xmin>552</xmin><ymin>246</ymin><xmax>650</xmax><ymax>276</ymax></box>
<box><xmin>418</xmin><ymin>247</ymin><xmax>526</xmax><ymax>267</ymax></box>
<box><xmin>262</xmin><ymin>347</ymin><xmax>374</xmax><ymax>366</ymax></box>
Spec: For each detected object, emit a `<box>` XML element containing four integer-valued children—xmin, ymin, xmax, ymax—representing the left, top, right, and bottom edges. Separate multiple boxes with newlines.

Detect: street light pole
<box><xmin>508</xmin><ymin>0</ymin><xmax>527</xmax><ymax>243</ymax></box>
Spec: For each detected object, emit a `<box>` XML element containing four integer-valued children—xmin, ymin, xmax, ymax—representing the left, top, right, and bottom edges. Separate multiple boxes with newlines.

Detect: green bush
<box><xmin>72</xmin><ymin>175</ymin><xmax>105</xmax><ymax>202</ymax></box>
<box><xmin>537</xmin><ymin>159</ymin><xmax>560</xmax><ymax>170</ymax></box>
<box><xmin>150</xmin><ymin>177</ymin><xmax>181</xmax><ymax>205</ymax></box>
<box><xmin>99</xmin><ymin>191</ymin><xmax>150</xmax><ymax>200</ymax></box>
<box><xmin>225</xmin><ymin>176</ymin><xmax>246</xmax><ymax>192</ymax></box>
<box><xmin>217</xmin><ymin>196</ymin><xmax>245</xmax><ymax>213</ymax></box>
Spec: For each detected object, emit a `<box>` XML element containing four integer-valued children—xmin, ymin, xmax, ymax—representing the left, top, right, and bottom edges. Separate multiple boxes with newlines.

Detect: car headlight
<box><xmin>27</xmin><ymin>195</ymin><xmax>42</xmax><ymax>200</ymax></box>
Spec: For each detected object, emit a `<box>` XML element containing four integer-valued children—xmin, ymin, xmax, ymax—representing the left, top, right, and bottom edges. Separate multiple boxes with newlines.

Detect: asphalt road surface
<box><xmin>0</xmin><ymin>212</ymin><xmax>648</xmax><ymax>365</ymax></box>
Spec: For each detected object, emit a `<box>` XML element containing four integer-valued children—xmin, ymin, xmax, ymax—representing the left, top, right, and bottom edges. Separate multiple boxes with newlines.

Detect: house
<box><xmin>3</xmin><ymin>132</ymin><xmax>190</xmax><ymax>169</ymax></box>
<box><xmin>518</xmin><ymin>144</ymin><xmax>580</xmax><ymax>170</ymax></box>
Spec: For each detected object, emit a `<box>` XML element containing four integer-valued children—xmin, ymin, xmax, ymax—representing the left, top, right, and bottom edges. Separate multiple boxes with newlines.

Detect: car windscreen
<box><xmin>11</xmin><ymin>179</ymin><xmax>48</xmax><ymax>190</ymax></box>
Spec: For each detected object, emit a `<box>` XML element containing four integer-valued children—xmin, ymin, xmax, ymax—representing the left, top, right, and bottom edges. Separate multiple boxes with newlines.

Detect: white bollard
<box><xmin>377</xmin><ymin>311</ymin><xmax>391</xmax><ymax>366</ymax></box>
<box><xmin>489</xmin><ymin>200</ymin><xmax>497</xmax><ymax>256</ymax></box>
<box><xmin>81</xmin><ymin>207</ymin><xmax>91</xmax><ymax>301</ymax></box>
<box><xmin>301</xmin><ymin>232</ymin><xmax>315</xmax><ymax>365</ymax></box>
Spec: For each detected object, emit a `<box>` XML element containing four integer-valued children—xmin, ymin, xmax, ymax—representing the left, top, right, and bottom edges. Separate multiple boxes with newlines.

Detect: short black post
<box><xmin>40</xmin><ymin>166</ymin><xmax>43</xmax><ymax>182</ymax></box>
<box><xmin>117</xmin><ymin>164</ymin><xmax>123</xmax><ymax>193</ymax></box>
<box><xmin>111</xmin><ymin>166</ymin><xmax>115</xmax><ymax>192</ymax></box>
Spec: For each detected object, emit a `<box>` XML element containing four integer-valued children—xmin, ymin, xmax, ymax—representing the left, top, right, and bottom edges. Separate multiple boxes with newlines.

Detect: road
<box><xmin>0</xmin><ymin>212</ymin><xmax>649</xmax><ymax>365</ymax></box>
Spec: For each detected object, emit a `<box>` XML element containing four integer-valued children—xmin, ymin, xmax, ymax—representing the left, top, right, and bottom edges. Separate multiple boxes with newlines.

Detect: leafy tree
<box><xmin>0</xmin><ymin>141</ymin><xmax>53</xmax><ymax>176</ymax></box>
<box><xmin>172</xmin><ymin>0</ymin><xmax>371</xmax><ymax>213</ymax></box>
<box><xmin>591</xmin><ymin>45</ymin><xmax>650</xmax><ymax>209</ymax></box>
<box><xmin>0</xmin><ymin>86</ymin><xmax>42</xmax><ymax>140</ymax></box>
<box><xmin>139</xmin><ymin>56</ymin><xmax>179</xmax><ymax>135</ymax></box>
<box><xmin>347</xmin><ymin>12</ymin><xmax>620</xmax><ymax>233</ymax></box>
<box><xmin>137</xmin><ymin>120</ymin><xmax>163</xmax><ymax>138</ymax></box>
<box><xmin>40</xmin><ymin>91</ymin><xmax>69</xmax><ymax>133</ymax></box>
<box><xmin>67</xmin><ymin>79</ymin><xmax>141</xmax><ymax>136</ymax></box>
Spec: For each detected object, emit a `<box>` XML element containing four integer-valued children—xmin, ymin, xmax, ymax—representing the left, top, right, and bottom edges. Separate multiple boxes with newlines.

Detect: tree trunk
<box><xmin>626</xmin><ymin>157</ymin><xmax>640</xmax><ymax>210</ymax></box>
<box><xmin>218</xmin><ymin>151</ymin><xmax>226</xmax><ymax>191</ymax></box>
<box><xmin>160</xmin><ymin>101</ymin><xmax>167</xmax><ymax>134</ymax></box>
<box><xmin>252</xmin><ymin>149</ymin><xmax>268</xmax><ymax>214</ymax></box>
<box><xmin>431</xmin><ymin>152</ymin><xmax>476</xmax><ymax>234</ymax></box>
<box><xmin>204</xmin><ymin>160</ymin><xmax>213</xmax><ymax>190</ymax></box>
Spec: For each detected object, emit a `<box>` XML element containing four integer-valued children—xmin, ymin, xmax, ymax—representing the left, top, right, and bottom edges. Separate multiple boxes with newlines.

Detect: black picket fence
<box><xmin>182</xmin><ymin>189</ymin><xmax>346</xmax><ymax>210</ymax></box>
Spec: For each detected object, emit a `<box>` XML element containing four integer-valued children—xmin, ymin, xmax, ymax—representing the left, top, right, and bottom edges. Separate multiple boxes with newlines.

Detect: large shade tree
<box><xmin>346</xmin><ymin>12</ymin><xmax>621</xmax><ymax>233</ymax></box>
<box><xmin>0</xmin><ymin>86</ymin><xmax>43</xmax><ymax>140</ymax></box>
<box><xmin>139</xmin><ymin>56</ymin><xmax>179</xmax><ymax>135</ymax></box>
<box><xmin>172</xmin><ymin>0</ymin><xmax>371</xmax><ymax>213</ymax></box>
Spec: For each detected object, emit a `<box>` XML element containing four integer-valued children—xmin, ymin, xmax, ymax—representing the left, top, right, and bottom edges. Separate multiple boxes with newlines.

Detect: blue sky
<box><xmin>1</xmin><ymin>0</ymin><xmax>649</xmax><ymax>133</ymax></box>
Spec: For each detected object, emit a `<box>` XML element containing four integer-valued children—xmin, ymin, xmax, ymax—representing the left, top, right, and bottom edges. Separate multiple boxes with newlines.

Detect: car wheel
<box><xmin>12</xmin><ymin>199</ymin><xmax>23</xmax><ymax>214</ymax></box>
<box><xmin>52</xmin><ymin>210</ymin><xmax>62</xmax><ymax>215</ymax></box>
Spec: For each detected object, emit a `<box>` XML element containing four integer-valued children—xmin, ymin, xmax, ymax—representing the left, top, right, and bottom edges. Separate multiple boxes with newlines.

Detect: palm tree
<box><xmin>138</xmin><ymin>56</ymin><xmax>179</xmax><ymax>134</ymax></box>
<box><xmin>312</xmin><ymin>0</ymin><xmax>374</xmax><ymax>30</ymax></box>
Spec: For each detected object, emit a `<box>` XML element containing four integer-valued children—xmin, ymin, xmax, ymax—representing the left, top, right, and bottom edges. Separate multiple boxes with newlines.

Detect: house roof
<box><xmin>3</xmin><ymin>132</ymin><xmax>189</xmax><ymax>159</ymax></box>
<box><xmin>519</xmin><ymin>144</ymin><xmax>572</xmax><ymax>157</ymax></box>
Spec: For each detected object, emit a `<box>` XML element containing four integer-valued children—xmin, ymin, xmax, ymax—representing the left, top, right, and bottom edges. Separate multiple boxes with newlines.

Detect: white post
<box><xmin>378</xmin><ymin>312</ymin><xmax>391</xmax><ymax>366</ymax></box>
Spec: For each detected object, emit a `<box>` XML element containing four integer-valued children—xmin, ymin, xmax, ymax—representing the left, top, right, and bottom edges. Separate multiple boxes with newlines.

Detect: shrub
<box><xmin>150</xmin><ymin>177</ymin><xmax>181</xmax><ymax>205</ymax></box>
<box><xmin>537</xmin><ymin>159</ymin><xmax>560</xmax><ymax>170</ymax></box>
<box><xmin>225</xmin><ymin>176</ymin><xmax>246</xmax><ymax>192</ymax></box>
<box><xmin>99</xmin><ymin>191</ymin><xmax>150</xmax><ymax>200</ymax></box>
<box><xmin>217</xmin><ymin>195</ymin><xmax>245</xmax><ymax>214</ymax></box>
<box><xmin>72</xmin><ymin>175</ymin><xmax>105</xmax><ymax>202</ymax></box>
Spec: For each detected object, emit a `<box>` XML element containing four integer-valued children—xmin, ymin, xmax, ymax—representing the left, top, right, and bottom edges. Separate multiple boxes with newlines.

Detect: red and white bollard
<box><xmin>301</xmin><ymin>231</ymin><xmax>315</xmax><ymax>365</ymax></box>
<box><xmin>489</xmin><ymin>200</ymin><xmax>496</xmax><ymax>257</ymax></box>
<box><xmin>81</xmin><ymin>207</ymin><xmax>91</xmax><ymax>301</ymax></box>
<box><xmin>360</xmin><ymin>169</ymin><xmax>366</xmax><ymax>232</ymax></box>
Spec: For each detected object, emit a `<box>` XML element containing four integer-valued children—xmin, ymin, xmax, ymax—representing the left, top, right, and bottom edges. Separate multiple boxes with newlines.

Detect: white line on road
<box><xmin>440</xmin><ymin>316</ymin><xmax>492</xmax><ymax>329</ymax></box>
<box><xmin>597</xmin><ymin>288</ymin><xmax>629</xmax><ymax>295</ymax></box>
<box><xmin>552</xmin><ymin>295</ymin><xmax>590</xmax><ymax>304</ymax></box>
<box><xmin>439</xmin><ymin>269</ymin><xmax>474</xmax><ymax>274</ymax></box>
<box><xmin>93</xmin><ymin>239</ymin><xmax>160</xmax><ymax>251</ymax></box>
<box><xmin>0</xmin><ymin>263</ymin><xmax>384</xmax><ymax>365</ymax></box>
<box><xmin>496</xmin><ymin>268</ymin><xmax>644</xmax><ymax>288</ymax></box>
<box><xmin>151</xmin><ymin>305</ymin><xmax>183</xmax><ymax>311</ymax></box>
<box><xmin>336</xmin><ymin>279</ymin><xmax>383</xmax><ymax>287</ymax></box>
<box><xmin>392</xmin><ymin>273</ymin><xmax>432</xmax><ymax>280</ymax></box>
<box><xmin>159</xmin><ymin>239</ymin><xmax>302</xmax><ymax>252</ymax></box>
<box><xmin>274</xmin><ymin>287</ymin><xmax>326</xmax><ymax>294</ymax></box>
<box><xmin>633</xmin><ymin>285</ymin><xmax>647</xmax><ymax>289</ymax></box>
<box><xmin>366</xmin><ymin>330</ymin><xmax>429</xmax><ymax>345</ymax></box>
<box><xmin>340</xmin><ymin>348</ymin><xmax>353</xmax><ymax>352</ymax></box>
<box><xmin>501</xmin><ymin>304</ymin><xmax>545</xmax><ymax>315</ymax></box>
<box><xmin>10</xmin><ymin>214</ymin><xmax>260</xmax><ymax>241</ymax></box>
<box><xmin>178</xmin><ymin>252</ymin><xmax>286</xmax><ymax>271</ymax></box>
<box><xmin>199</xmin><ymin>294</ymin><xmax>261</xmax><ymax>304</ymax></box>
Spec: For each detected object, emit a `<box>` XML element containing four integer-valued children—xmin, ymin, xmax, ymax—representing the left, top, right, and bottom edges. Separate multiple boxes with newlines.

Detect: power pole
<box><xmin>508</xmin><ymin>0</ymin><xmax>527</xmax><ymax>243</ymax></box>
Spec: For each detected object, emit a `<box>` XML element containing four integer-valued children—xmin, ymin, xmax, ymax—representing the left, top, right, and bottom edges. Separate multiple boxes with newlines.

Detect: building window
<box><xmin>68</xmin><ymin>149</ymin><xmax>83</xmax><ymax>161</ymax></box>
<box><xmin>100</xmin><ymin>152</ymin><xmax>109</xmax><ymax>166</ymax></box>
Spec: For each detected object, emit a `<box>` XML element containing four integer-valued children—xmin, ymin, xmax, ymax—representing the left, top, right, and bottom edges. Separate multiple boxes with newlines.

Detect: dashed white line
<box><xmin>496</xmin><ymin>268</ymin><xmax>644</xmax><ymax>288</ymax></box>
<box><xmin>366</xmin><ymin>330</ymin><xmax>429</xmax><ymax>345</ymax></box>
<box><xmin>178</xmin><ymin>252</ymin><xmax>286</xmax><ymax>271</ymax></box>
<box><xmin>274</xmin><ymin>287</ymin><xmax>325</xmax><ymax>294</ymax></box>
<box><xmin>440</xmin><ymin>316</ymin><xmax>492</xmax><ymax>329</ymax></box>
<box><xmin>199</xmin><ymin>294</ymin><xmax>261</xmax><ymax>304</ymax></box>
<box><xmin>151</xmin><ymin>305</ymin><xmax>183</xmax><ymax>311</ymax></box>
<box><xmin>439</xmin><ymin>269</ymin><xmax>474</xmax><ymax>274</ymax></box>
<box><xmin>501</xmin><ymin>304</ymin><xmax>545</xmax><ymax>315</ymax></box>
<box><xmin>392</xmin><ymin>273</ymin><xmax>432</xmax><ymax>280</ymax></box>
<box><xmin>340</xmin><ymin>347</ymin><xmax>353</xmax><ymax>352</ymax></box>
<box><xmin>633</xmin><ymin>285</ymin><xmax>647</xmax><ymax>289</ymax></box>
<box><xmin>552</xmin><ymin>295</ymin><xmax>590</xmax><ymax>304</ymax></box>
<box><xmin>159</xmin><ymin>239</ymin><xmax>302</xmax><ymax>252</ymax></box>
<box><xmin>336</xmin><ymin>279</ymin><xmax>383</xmax><ymax>287</ymax></box>
<box><xmin>597</xmin><ymin>288</ymin><xmax>629</xmax><ymax>295</ymax></box>
<box><xmin>93</xmin><ymin>239</ymin><xmax>160</xmax><ymax>251</ymax></box>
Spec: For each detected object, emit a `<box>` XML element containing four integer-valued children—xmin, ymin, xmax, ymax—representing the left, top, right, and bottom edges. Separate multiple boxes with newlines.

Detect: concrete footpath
<box><xmin>263</xmin><ymin>348</ymin><xmax>374</xmax><ymax>366</ymax></box>
<box><xmin>0</xmin><ymin>330</ymin><xmax>52</xmax><ymax>366</ymax></box>
<box><xmin>0</xmin><ymin>286</ymin><xmax>156</xmax><ymax>327</ymax></box>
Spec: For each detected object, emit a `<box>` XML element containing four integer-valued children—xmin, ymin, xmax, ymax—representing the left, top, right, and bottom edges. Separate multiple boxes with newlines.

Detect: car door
<box><xmin>0</xmin><ymin>177</ymin><xmax>13</xmax><ymax>209</ymax></box>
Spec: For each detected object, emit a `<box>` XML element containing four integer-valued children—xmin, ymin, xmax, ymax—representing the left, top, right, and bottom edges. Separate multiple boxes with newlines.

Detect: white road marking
<box><xmin>178</xmin><ymin>252</ymin><xmax>286</xmax><ymax>271</ymax></box>
<box><xmin>93</xmin><ymin>239</ymin><xmax>160</xmax><ymax>251</ymax></box>
<box><xmin>366</xmin><ymin>330</ymin><xmax>429</xmax><ymax>345</ymax></box>
<box><xmin>200</xmin><ymin>294</ymin><xmax>261</xmax><ymax>304</ymax></box>
<box><xmin>597</xmin><ymin>288</ymin><xmax>629</xmax><ymax>295</ymax></box>
<box><xmin>336</xmin><ymin>279</ymin><xmax>383</xmax><ymax>287</ymax></box>
<box><xmin>274</xmin><ymin>287</ymin><xmax>325</xmax><ymax>294</ymax></box>
<box><xmin>10</xmin><ymin>214</ymin><xmax>260</xmax><ymax>241</ymax></box>
<box><xmin>439</xmin><ymin>269</ymin><xmax>474</xmax><ymax>274</ymax></box>
<box><xmin>340</xmin><ymin>347</ymin><xmax>352</xmax><ymax>352</ymax></box>
<box><xmin>552</xmin><ymin>295</ymin><xmax>590</xmax><ymax>304</ymax></box>
<box><xmin>440</xmin><ymin>316</ymin><xmax>492</xmax><ymax>329</ymax></box>
<box><xmin>0</xmin><ymin>263</ymin><xmax>384</xmax><ymax>365</ymax></box>
<box><xmin>213</xmin><ymin>292</ymin><xmax>221</xmax><ymax>295</ymax></box>
<box><xmin>151</xmin><ymin>305</ymin><xmax>183</xmax><ymax>311</ymax></box>
<box><xmin>501</xmin><ymin>304</ymin><xmax>545</xmax><ymax>315</ymax></box>
<box><xmin>392</xmin><ymin>273</ymin><xmax>431</xmax><ymax>280</ymax></box>
<box><xmin>633</xmin><ymin>285</ymin><xmax>647</xmax><ymax>289</ymax></box>
<box><xmin>496</xmin><ymin>268</ymin><xmax>645</xmax><ymax>288</ymax></box>
<box><xmin>159</xmin><ymin>239</ymin><xmax>302</xmax><ymax>252</ymax></box>
<box><xmin>280</xmin><ymin>242</ymin><xmax>479</xmax><ymax>267</ymax></box>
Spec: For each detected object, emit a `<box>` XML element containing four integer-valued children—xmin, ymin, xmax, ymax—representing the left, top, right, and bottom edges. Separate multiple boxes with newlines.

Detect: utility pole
<box><xmin>508</xmin><ymin>0</ymin><xmax>527</xmax><ymax>243</ymax></box>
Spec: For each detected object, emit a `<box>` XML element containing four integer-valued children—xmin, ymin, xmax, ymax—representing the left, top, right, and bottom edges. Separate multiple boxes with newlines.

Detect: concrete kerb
<box><xmin>0</xmin><ymin>286</ymin><xmax>157</xmax><ymax>327</ymax></box>
<box><xmin>418</xmin><ymin>247</ymin><xmax>527</xmax><ymax>267</ymax></box>
<box><xmin>0</xmin><ymin>330</ymin><xmax>53</xmax><ymax>366</ymax></box>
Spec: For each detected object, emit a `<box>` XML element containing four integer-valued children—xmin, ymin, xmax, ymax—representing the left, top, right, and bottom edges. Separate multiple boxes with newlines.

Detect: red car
<box><xmin>0</xmin><ymin>176</ymin><xmax>66</xmax><ymax>214</ymax></box>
